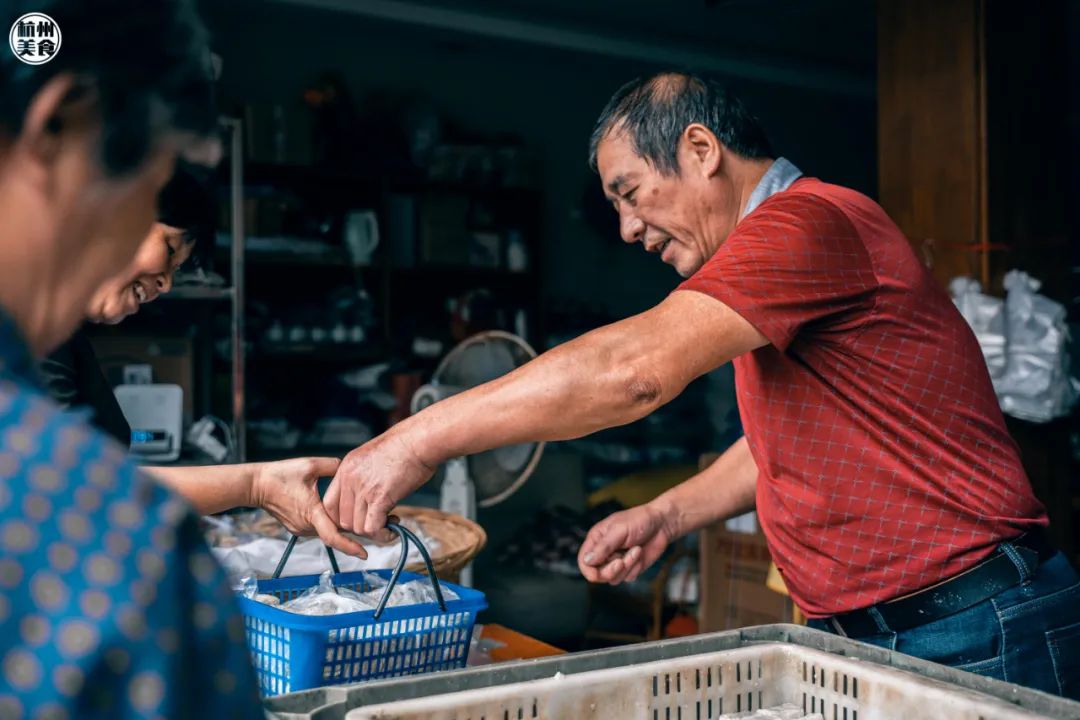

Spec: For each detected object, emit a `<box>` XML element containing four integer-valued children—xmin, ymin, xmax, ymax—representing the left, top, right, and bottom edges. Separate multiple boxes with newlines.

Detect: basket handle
<box><xmin>373</xmin><ymin>522</ymin><xmax>448</xmax><ymax>620</ymax></box>
<box><xmin>272</xmin><ymin>480</ymin><xmax>344</xmax><ymax>581</ymax></box>
<box><xmin>271</xmin><ymin>535</ymin><xmax>342</xmax><ymax>585</ymax></box>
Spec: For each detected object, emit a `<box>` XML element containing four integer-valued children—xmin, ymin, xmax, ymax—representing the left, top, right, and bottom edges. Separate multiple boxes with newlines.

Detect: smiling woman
<box><xmin>85</xmin><ymin>164</ymin><xmax>214</xmax><ymax>325</ymax></box>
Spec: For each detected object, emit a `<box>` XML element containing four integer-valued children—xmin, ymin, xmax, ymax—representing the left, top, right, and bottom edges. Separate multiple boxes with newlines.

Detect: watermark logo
<box><xmin>9</xmin><ymin>13</ymin><xmax>61</xmax><ymax>65</ymax></box>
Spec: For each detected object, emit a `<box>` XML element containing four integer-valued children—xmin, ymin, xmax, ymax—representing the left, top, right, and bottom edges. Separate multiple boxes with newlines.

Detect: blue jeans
<box><xmin>809</xmin><ymin>549</ymin><xmax>1080</xmax><ymax>699</ymax></box>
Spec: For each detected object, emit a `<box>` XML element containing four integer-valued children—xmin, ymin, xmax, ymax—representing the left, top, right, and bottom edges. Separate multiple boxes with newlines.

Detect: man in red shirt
<box><xmin>324</xmin><ymin>72</ymin><xmax>1079</xmax><ymax>697</ymax></box>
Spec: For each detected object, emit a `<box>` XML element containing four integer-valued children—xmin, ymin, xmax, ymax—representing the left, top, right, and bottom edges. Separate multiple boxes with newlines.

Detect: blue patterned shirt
<box><xmin>0</xmin><ymin>313</ymin><xmax>262</xmax><ymax>719</ymax></box>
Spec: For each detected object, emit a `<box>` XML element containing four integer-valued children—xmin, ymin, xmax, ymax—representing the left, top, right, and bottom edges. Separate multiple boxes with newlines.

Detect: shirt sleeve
<box><xmin>81</xmin><ymin>469</ymin><xmax>265</xmax><ymax>719</ymax></box>
<box><xmin>677</xmin><ymin>191</ymin><xmax>879</xmax><ymax>351</ymax></box>
<box><xmin>163</xmin><ymin>510</ymin><xmax>266</xmax><ymax>717</ymax></box>
<box><xmin>0</xmin><ymin>400</ymin><xmax>264</xmax><ymax>719</ymax></box>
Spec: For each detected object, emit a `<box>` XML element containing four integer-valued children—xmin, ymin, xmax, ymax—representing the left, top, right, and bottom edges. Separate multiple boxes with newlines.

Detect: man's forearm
<box><xmin>402</xmin><ymin>331</ymin><xmax>654</xmax><ymax>468</ymax></box>
<box><xmin>397</xmin><ymin>292</ymin><xmax>765</xmax><ymax>469</ymax></box>
<box><xmin>147</xmin><ymin>464</ymin><xmax>257</xmax><ymax>515</ymax></box>
<box><xmin>650</xmin><ymin>436</ymin><xmax>757</xmax><ymax>540</ymax></box>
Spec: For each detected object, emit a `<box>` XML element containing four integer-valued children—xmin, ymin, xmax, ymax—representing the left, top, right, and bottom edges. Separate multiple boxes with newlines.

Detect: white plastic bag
<box><xmin>359</xmin><ymin>576</ymin><xmax>457</xmax><ymax>608</ymax></box>
<box><xmin>208</xmin><ymin>517</ymin><xmax>439</xmax><ymax>577</ymax></box>
<box><xmin>995</xmin><ymin>271</ymin><xmax>1079</xmax><ymax>422</ymax></box>
<box><xmin>280</xmin><ymin>570</ymin><xmax>378</xmax><ymax>616</ymax></box>
<box><xmin>276</xmin><ymin>570</ymin><xmax>458</xmax><ymax>616</ymax></box>
<box><xmin>951</xmin><ymin>272</ymin><xmax>1078</xmax><ymax>423</ymax></box>
<box><xmin>950</xmin><ymin>277</ymin><xmax>1006</xmax><ymax>380</ymax></box>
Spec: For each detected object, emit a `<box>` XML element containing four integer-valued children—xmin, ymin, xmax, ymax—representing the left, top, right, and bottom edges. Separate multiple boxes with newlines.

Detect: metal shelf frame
<box><xmin>221</xmin><ymin>117</ymin><xmax>247</xmax><ymax>462</ymax></box>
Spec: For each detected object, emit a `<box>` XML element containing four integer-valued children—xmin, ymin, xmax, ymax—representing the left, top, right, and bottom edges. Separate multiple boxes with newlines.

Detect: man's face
<box><xmin>86</xmin><ymin>223</ymin><xmax>194</xmax><ymax>325</ymax></box>
<box><xmin>596</xmin><ymin>129</ymin><xmax>735</xmax><ymax>278</ymax></box>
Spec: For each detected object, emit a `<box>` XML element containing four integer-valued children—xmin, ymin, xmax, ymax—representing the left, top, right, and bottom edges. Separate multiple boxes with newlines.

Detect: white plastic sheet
<box><xmin>951</xmin><ymin>272</ymin><xmax>1078</xmax><ymax>423</ymax></box>
<box><xmin>205</xmin><ymin>511</ymin><xmax>440</xmax><ymax>578</ymax></box>
<box><xmin>211</xmin><ymin>530</ymin><xmax>438</xmax><ymax>578</ymax></box>
<box><xmin>276</xmin><ymin>570</ymin><xmax>458</xmax><ymax>616</ymax></box>
<box><xmin>949</xmin><ymin>277</ymin><xmax>1006</xmax><ymax>380</ymax></box>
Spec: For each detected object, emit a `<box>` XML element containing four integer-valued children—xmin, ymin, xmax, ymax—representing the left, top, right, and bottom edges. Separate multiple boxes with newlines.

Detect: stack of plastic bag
<box><xmin>269</xmin><ymin>570</ymin><xmax>457</xmax><ymax>616</ymax></box>
<box><xmin>996</xmin><ymin>271</ymin><xmax>1079</xmax><ymax>422</ymax></box>
<box><xmin>360</xmin><ymin>573</ymin><xmax>456</xmax><ymax>609</ymax></box>
<box><xmin>205</xmin><ymin>510</ymin><xmax>439</xmax><ymax>577</ymax></box>
<box><xmin>951</xmin><ymin>271</ymin><xmax>1079</xmax><ymax>423</ymax></box>
<box><xmin>278</xmin><ymin>571</ymin><xmax>376</xmax><ymax>616</ymax></box>
<box><xmin>949</xmin><ymin>277</ymin><xmax>1006</xmax><ymax>381</ymax></box>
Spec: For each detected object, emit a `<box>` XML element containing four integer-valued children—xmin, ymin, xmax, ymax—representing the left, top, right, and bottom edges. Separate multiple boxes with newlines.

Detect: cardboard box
<box><xmin>698</xmin><ymin>524</ymin><xmax>794</xmax><ymax>631</ymax></box>
<box><xmin>88</xmin><ymin>334</ymin><xmax>195</xmax><ymax>424</ymax></box>
<box><xmin>696</xmin><ymin>452</ymin><xmax>794</xmax><ymax>631</ymax></box>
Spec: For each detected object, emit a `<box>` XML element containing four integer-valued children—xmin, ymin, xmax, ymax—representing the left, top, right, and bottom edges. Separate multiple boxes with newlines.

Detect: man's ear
<box><xmin>680</xmin><ymin>123</ymin><xmax>723</xmax><ymax>179</ymax></box>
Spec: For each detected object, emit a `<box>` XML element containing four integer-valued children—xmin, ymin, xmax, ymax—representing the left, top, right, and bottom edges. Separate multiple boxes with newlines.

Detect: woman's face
<box><xmin>85</xmin><ymin>222</ymin><xmax>194</xmax><ymax>325</ymax></box>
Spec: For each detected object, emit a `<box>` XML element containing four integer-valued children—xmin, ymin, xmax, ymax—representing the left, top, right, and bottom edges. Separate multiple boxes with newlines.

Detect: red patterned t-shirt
<box><xmin>679</xmin><ymin>177</ymin><xmax>1047</xmax><ymax>617</ymax></box>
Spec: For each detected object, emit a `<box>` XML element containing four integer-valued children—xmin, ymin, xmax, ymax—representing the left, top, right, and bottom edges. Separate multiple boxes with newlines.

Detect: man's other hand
<box><xmin>578</xmin><ymin>503</ymin><xmax>674</xmax><ymax>585</ymax></box>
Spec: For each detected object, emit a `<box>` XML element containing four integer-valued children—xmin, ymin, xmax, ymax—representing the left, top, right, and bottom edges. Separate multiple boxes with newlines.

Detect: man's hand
<box><xmin>578</xmin><ymin>438</ymin><xmax>757</xmax><ymax>585</ymax></box>
<box><xmin>249</xmin><ymin>457</ymin><xmax>369</xmax><ymax>558</ymax></box>
<box><xmin>578</xmin><ymin>502</ymin><xmax>676</xmax><ymax>585</ymax></box>
<box><xmin>323</xmin><ymin>431</ymin><xmax>435</xmax><ymax>539</ymax></box>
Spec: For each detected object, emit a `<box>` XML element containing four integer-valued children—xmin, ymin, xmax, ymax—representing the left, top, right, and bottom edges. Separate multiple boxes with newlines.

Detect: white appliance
<box><xmin>410</xmin><ymin>331</ymin><xmax>544</xmax><ymax>586</ymax></box>
<box><xmin>114</xmin><ymin>383</ymin><xmax>183</xmax><ymax>461</ymax></box>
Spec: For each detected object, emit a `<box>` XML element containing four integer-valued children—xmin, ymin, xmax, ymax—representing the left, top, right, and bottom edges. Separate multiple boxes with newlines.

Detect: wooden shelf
<box><xmin>214</xmin><ymin>234</ymin><xmax>354</xmax><ymax>268</ymax></box>
<box><xmin>162</xmin><ymin>286</ymin><xmax>235</xmax><ymax>300</ymax></box>
<box><xmin>389</xmin><ymin>266</ymin><xmax>539</xmax><ymax>290</ymax></box>
<box><xmin>238</xmin><ymin>162</ymin><xmax>540</xmax><ymax>198</ymax></box>
<box><xmin>248</xmin><ymin>443</ymin><xmax>360</xmax><ymax>461</ymax></box>
<box><xmin>246</xmin><ymin>250</ymin><xmax>350</xmax><ymax>267</ymax></box>
<box><xmin>253</xmin><ymin>342</ymin><xmax>387</xmax><ymax>364</ymax></box>
<box><xmin>240</xmin><ymin>162</ymin><xmax>382</xmax><ymax>190</ymax></box>
<box><xmin>393</xmin><ymin>265</ymin><xmax>534</xmax><ymax>276</ymax></box>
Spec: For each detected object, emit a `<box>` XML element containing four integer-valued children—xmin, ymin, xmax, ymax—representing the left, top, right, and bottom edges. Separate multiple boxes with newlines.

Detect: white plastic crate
<box><xmin>345</xmin><ymin>643</ymin><xmax>1054</xmax><ymax>720</ymax></box>
<box><xmin>262</xmin><ymin>626</ymin><xmax>1080</xmax><ymax>720</ymax></box>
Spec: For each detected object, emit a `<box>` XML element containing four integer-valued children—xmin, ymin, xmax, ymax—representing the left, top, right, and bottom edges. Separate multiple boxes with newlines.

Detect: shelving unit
<box><xmin>230</xmin><ymin>144</ymin><xmax>544</xmax><ymax>462</ymax></box>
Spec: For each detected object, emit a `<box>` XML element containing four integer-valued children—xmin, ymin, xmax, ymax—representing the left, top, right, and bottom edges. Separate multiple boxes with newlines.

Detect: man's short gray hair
<box><xmin>588</xmin><ymin>72</ymin><xmax>773</xmax><ymax>175</ymax></box>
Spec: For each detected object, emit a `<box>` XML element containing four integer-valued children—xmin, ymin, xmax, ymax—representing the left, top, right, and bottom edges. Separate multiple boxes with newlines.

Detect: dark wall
<box><xmin>202</xmin><ymin>0</ymin><xmax>877</xmax><ymax>319</ymax></box>
<box><xmin>985</xmin><ymin>0</ymin><xmax>1074</xmax><ymax>301</ymax></box>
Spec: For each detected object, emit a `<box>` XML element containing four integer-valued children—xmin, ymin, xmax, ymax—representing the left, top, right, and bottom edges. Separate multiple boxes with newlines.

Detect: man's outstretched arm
<box><xmin>326</xmin><ymin>290</ymin><xmax>767</xmax><ymax>536</ymax></box>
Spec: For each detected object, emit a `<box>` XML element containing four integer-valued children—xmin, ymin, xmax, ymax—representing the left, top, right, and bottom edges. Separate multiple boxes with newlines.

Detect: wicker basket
<box><xmin>393</xmin><ymin>506</ymin><xmax>487</xmax><ymax>580</ymax></box>
<box><xmin>207</xmin><ymin>507</ymin><xmax>485</xmax><ymax>580</ymax></box>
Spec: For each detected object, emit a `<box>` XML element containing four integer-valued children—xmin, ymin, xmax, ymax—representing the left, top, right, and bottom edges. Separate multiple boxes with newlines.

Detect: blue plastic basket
<box><xmin>237</xmin><ymin>524</ymin><xmax>487</xmax><ymax>696</ymax></box>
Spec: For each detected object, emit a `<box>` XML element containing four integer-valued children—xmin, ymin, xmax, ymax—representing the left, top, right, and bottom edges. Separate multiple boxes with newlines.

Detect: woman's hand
<box><xmin>250</xmin><ymin>457</ymin><xmax>369</xmax><ymax>558</ymax></box>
